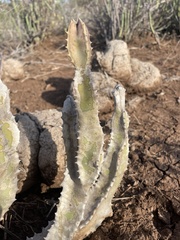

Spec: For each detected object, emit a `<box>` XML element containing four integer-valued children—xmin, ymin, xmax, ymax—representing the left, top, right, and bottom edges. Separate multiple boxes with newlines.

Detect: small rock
<box><xmin>16</xmin><ymin>109</ymin><xmax>66</xmax><ymax>193</ymax></box>
<box><xmin>32</xmin><ymin>109</ymin><xmax>66</xmax><ymax>190</ymax></box>
<box><xmin>2</xmin><ymin>58</ymin><xmax>25</xmax><ymax>82</ymax></box>
<box><xmin>91</xmin><ymin>72</ymin><xmax>118</xmax><ymax>114</ymax></box>
<box><xmin>96</xmin><ymin>40</ymin><xmax>132</xmax><ymax>83</ymax></box>
<box><xmin>16</xmin><ymin>113</ymin><xmax>40</xmax><ymax>192</ymax></box>
<box><xmin>129</xmin><ymin>58</ymin><xmax>162</xmax><ymax>92</ymax></box>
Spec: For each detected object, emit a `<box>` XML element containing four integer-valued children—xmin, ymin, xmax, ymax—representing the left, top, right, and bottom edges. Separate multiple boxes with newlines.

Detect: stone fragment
<box><xmin>16</xmin><ymin>113</ymin><xmax>40</xmax><ymax>192</ymax></box>
<box><xmin>129</xmin><ymin>58</ymin><xmax>162</xmax><ymax>92</ymax></box>
<box><xmin>91</xmin><ymin>72</ymin><xmax>117</xmax><ymax>113</ymax></box>
<box><xmin>16</xmin><ymin>109</ymin><xmax>66</xmax><ymax>193</ymax></box>
<box><xmin>2</xmin><ymin>58</ymin><xmax>25</xmax><ymax>82</ymax></box>
<box><xmin>96</xmin><ymin>40</ymin><xmax>132</xmax><ymax>83</ymax></box>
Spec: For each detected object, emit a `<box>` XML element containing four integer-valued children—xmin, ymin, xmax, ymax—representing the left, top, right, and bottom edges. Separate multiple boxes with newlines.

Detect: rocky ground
<box><xmin>0</xmin><ymin>34</ymin><xmax>180</xmax><ymax>240</ymax></box>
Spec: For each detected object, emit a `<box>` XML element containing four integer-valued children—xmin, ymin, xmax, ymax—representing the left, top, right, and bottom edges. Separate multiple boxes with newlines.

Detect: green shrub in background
<box><xmin>85</xmin><ymin>0</ymin><xmax>180</xmax><ymax>43</ymax></box>
<box><xmin>0</xmin><ymin>0</ymin><xmax>179</xmax><ymax>49</ymax></box>
<box><xmin>0</xmin><ymin>0</ymin><xmax>65</xmax><ymax>48</ymax></box>
<box><xmin>12</xmin><ymin>0</ymin><xmax>66</xmax><ymax>44</ymax></box>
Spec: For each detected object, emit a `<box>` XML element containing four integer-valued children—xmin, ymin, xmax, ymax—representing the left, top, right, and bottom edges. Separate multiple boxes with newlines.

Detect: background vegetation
<box><xmin>0</xmin><ymin>0</ymin><xmax>179</xmax><ymax>49</ymax></box>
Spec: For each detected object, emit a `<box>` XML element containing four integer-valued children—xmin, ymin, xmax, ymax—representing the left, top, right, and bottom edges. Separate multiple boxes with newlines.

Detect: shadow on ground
<box><xmin>42</xmin><ymin>77</ymin><xmax>72</xmax><ymax>107</ymax></box>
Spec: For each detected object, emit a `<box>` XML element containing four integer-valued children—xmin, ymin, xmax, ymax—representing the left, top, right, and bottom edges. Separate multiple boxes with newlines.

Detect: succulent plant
<box><xmin>0</xmin><ymin>19</ymin><xmax>129</xmax><ymax>240</ymax></box>
<box><xmin>0</xmin><ymin>71</ymin><xmax>20</xmax><ymax>221</ymax></box>
<box><xmin>28</xmin><ymin>19</ymin><xmax>129</xmax><ymax>240</ymax></box>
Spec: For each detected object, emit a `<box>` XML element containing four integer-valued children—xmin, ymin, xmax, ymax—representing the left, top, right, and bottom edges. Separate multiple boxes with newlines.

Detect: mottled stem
<box><xmin>0</xmin><ymin>78</ymin><xmax>20</xmax><ymax>220</ymax></box>
<box><xmin>28</xmin><ymin>19</ymin><xmax>129</xmax><ymax>240</ymax></box>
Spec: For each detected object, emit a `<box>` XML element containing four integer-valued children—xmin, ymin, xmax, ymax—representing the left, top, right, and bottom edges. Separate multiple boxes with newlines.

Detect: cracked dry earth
<box><xmin>94</xmin><ymin>83</ymin><xmax>180</xmax><ymax>240</ymax></box>
<box><xmin>0</xmin><ymin>35</ymin><xmax>180</xmax><ymax>240</ymax></box>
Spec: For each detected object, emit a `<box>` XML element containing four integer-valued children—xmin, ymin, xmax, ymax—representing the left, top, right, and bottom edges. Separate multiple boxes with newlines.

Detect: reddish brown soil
<box><xmin>0</xmin><ymin>34</ymin><xmax>180</xmax><ymax>240</ymax></box>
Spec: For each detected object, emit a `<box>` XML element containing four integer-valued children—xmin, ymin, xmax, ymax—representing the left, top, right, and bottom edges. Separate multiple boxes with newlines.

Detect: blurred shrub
<box><xmin>0</xmin><ymin>0</ymin><xmax>64</xmax><ymax>47</ymax></box>
<box><xmin>0</xmin><ymin>0</ymin><xmax>179</xmax><ymax>49</ymax></box>
<box><xmin>85</xmin><ymin>0</ymin><xmax>180</xmax><ymax>43</ymax></box>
